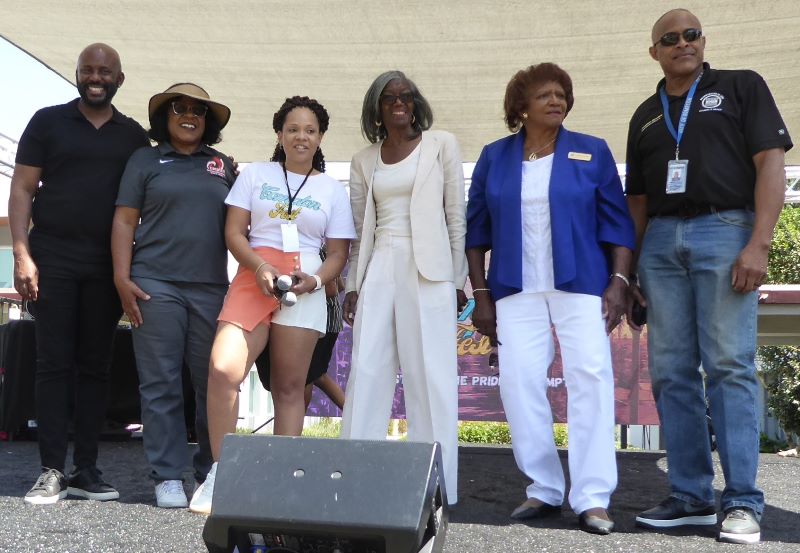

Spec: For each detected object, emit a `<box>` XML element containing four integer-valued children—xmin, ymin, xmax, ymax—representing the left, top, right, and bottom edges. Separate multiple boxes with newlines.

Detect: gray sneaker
<box><xmin>24</xmin><ymin>468</ymin><xmax>67</xmax><ymax>505</ymax></box>
<box><xmin>719</xmin><ymin>508</ymin><xmax>761</xmax><ymax>544</ymax></box>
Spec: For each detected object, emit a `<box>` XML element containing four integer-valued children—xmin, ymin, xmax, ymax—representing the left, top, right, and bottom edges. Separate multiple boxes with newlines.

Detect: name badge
<box><xmin>568</xmin><ymin>152</ymin><xmax>592</xmax><ymax>162</ymax></box>
<box><xmin>281</xmin><ymin>223</ymin><xmax>300</xmax><ymax>252</ymax></box>
<box><xmin>666</xmin><ymin>159</ymin><xmax>689</xmax><ymax>194</ymax></box>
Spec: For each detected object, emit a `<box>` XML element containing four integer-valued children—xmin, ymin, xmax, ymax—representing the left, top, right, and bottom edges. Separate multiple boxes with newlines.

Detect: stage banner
<box><xmin>306</xmin><ymin>297</ymin><xmax>658</xmax><ymax>425</ymax></box>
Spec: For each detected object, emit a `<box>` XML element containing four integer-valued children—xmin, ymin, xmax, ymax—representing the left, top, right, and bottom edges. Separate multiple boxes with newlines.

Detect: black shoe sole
<box><xmin>67</xmin><ymin>487</ymin><xmax>120</xmax><ymax>501</ymax></box>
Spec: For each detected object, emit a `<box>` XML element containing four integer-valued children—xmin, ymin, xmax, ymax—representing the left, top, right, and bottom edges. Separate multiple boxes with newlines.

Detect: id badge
<box><xmin>281</xmin><ymin>223</ymin><xmax>300</xmax><ymax>252</ymax></box>
<box><xmin>666</xmin><ymin>159</ymin><xmax>689</xmax><ymax>194</ymax></box>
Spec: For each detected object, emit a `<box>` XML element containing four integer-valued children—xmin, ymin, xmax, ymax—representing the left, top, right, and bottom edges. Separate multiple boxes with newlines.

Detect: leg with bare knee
<box><xmin>190</xmin><ymin>322</ymin><xmax>268</xmax><ymax>514</ymax></box>
<box><xmin>269</xmin><ymin>324</ymin><xmax>318</xmax><ymax>436</ymax></box>
<box><xmin>206</xmin><ymin>321</ymin><xmax>269</xmax><ymax>460</ymax></box>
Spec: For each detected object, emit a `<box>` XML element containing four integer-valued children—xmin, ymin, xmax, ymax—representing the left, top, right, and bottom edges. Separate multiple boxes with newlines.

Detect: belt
<box><xmin>658</xmin><ymin>202</ymin><xmax>745</xmax><ymax>219</ymax></box>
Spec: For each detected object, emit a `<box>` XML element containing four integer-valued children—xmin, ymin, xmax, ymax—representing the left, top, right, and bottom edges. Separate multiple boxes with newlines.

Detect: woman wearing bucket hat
<box><xmin>111</xmin><ymin>83</ymin><xmax>235</xmax><ymax>508</ymax></box>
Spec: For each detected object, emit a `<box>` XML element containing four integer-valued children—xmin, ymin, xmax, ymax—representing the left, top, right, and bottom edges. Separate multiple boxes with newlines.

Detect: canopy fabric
<box><xmin>2</xmin><ymin>0</ymin><xmax>798</xmax><ymax>163</ymax></box>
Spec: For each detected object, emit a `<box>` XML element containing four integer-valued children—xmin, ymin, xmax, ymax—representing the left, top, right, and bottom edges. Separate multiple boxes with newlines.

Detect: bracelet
<box><xmin>472</xmin><ymin>288</ymin><xmax>491</xmax><ymax>293</ymax></box>
<box><xmin>610</xmin><ymin>272</ymin><xmax>630</xmax><ymax>286</ymax></box>
<box><xmin>312</xmin><ymin>274</ymin><xmax>322</xmax><ymax>291</ymax></box>
<box><xmin>254</xmin><ymin>262</ymin><xmax>268</xmax><ymax>276</ymax></box>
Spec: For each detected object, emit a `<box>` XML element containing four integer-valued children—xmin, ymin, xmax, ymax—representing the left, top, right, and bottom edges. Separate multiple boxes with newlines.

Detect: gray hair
<box><xmin>360</xmin><ymin>70</ymin><xmax>433</xmax><ymax>143</ymax></box>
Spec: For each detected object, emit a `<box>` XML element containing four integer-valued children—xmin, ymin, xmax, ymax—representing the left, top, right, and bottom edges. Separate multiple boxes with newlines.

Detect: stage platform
<box><xmin>1</xmin><ymin>440</ymin><xmax>798</xmax><ymax>552</ymax></box>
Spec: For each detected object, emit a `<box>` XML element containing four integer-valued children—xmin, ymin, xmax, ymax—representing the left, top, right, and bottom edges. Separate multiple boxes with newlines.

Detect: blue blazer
<box><xmin>465</xmin><ymin>127</ymin><xmax>635</xmax><ymax>301</ymax></box>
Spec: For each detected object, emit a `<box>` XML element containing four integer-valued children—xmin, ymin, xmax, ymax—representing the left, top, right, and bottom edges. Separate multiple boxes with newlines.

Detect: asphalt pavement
<box><xmin>1</xmin><ymin>439</ymin><xmax>798</xmax><ymax>552</ymax></box>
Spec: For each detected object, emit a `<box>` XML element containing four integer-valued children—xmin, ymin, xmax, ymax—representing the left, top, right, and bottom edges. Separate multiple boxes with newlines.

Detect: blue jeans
<box><xmin>639</xmin><ymin>209</ymin><xmax>763</xmax><ymax>516</ymax></box>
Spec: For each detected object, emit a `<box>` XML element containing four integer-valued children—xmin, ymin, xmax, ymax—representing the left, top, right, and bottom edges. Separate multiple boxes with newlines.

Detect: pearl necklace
<box><xmin>527</xmin><ymin>137</ymin><xmax>556</xmax><ymax>161</ymax></box>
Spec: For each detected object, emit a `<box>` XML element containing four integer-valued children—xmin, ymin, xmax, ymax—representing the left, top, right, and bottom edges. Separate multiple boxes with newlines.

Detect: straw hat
<box><xmin>148</xmin><ymin>83</ymin><xmax>231</xmax><ymax>128</ymax></box>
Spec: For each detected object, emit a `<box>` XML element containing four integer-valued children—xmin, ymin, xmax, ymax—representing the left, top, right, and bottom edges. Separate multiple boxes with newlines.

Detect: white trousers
<box><xmin>340</xmin><ymin>232</ymin><xmax>460</xmax><ymax>504</ymax></box>
<box><xmin>495</xmin><ymin>291</ymin><xmax>617</xmax><ymax>513</ymax></box>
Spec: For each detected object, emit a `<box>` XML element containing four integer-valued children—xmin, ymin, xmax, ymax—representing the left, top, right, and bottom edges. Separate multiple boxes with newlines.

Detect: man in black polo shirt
<box><xmin>625</xmin><ymin>9</ymin><xmax>792</xmax><ymax>544</ymax></box>
<box><xmin>9</xmin><ymin>43</ymin><xmax>149</xmax><ymax>504</ymax></box>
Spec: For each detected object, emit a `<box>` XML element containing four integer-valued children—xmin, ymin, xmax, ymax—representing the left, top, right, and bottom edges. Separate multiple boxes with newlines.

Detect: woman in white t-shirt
<box><xmin>190</xmin><ymin>96</ymin><xmax>355</xmax><ymax>514</ymax></box>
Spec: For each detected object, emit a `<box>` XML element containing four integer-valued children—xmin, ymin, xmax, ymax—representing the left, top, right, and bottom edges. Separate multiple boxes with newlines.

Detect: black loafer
<box><xmin>579</xmin><ymin>510</ymin><xmax>615</xmax><ymax>535</ymax></box>
<box><xmin>510</xmin><ymin>499</ymin><xmax>561</xmax><ymax>520</ymax></box>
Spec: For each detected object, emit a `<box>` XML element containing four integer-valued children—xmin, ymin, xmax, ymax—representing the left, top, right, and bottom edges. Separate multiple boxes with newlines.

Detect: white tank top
<box><xmin>372</xmin><ymin>142</ymin><xmax>421</xmax><ymax>236</ymax></box>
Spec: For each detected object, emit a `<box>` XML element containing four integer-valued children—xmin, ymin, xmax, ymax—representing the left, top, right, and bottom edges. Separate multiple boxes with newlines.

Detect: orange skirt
<box><xmin>217</xmin><ymin>247</ymin><xmax>301</xmax><ymax>332</ymax></box>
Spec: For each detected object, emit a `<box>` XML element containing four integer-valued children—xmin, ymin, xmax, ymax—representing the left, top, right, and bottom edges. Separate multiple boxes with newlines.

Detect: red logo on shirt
<box><xmin>207</xmin><ymin>157</ymin><xmax>226</xmax><ymax>178</ymax></box>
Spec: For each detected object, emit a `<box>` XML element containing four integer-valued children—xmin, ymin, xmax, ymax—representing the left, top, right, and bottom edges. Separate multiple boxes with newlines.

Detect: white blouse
<box><xmin>520</xmin><ymin>154</ymin><xmax>555</xmax><ymax>293</ymax></box>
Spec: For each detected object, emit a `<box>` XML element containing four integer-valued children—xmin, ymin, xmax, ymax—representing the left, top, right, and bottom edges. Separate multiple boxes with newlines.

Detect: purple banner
<box><xmin>307</xmin><ymin>298</ymin><xmax>657</xmax><ymax>425</ymax></box>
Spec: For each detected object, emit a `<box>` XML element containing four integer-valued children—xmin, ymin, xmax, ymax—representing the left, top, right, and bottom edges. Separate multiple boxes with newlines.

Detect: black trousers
<box><xmin>30</xmin><ymin>268</ymin><xmax>121</xmax><ymax>472</ymax></box>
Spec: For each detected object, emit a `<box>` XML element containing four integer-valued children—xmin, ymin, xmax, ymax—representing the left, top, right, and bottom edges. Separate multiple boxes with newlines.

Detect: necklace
<box><xmin>526</xmin><ymin>137</ymin><xmax>556</xmax><ymax>161</ymax></box>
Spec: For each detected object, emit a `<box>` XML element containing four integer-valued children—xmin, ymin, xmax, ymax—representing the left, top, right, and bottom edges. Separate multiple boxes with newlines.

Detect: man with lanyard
<box><xmin>625</xmin><ymin>9</ymin><xmax>791</xmax><ymax>544</ymax></box>
<box><xmin>10</xmin><ymin>43</ymin><xmax>149</xmax><ymax>504</ymax></box>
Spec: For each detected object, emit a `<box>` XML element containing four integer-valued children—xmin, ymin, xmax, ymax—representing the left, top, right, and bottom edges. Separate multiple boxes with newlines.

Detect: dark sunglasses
<box><xmin>654</xmin><ymin>28</ymin><xmax>702</xmax><ymax>47</ymax></box>
<box><xmin>170</xmin><ymin>101</ymin><xmax>208</xmax><ymax>117</ymax></box>
<box><xmin>380</xmin><ymin>92</ymin><xmax>414</xmax><ymax>106</ymax></box>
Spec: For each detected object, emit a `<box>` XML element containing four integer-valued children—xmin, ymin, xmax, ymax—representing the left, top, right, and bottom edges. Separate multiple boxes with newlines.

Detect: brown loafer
<box><xmin>578</xmin><ymin>509</ymin><xmax>615</xmax><ymax>535</ymax></box>
<box><xmin>510</xmin><ymin>498</ymin><xmax>562</xmax><ymax>520</ymax></box>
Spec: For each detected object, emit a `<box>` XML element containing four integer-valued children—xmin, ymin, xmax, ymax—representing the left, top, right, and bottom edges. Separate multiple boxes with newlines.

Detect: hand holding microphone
<box><xmin>274</xmin><ymin>274</ymin><xmax>298</xmax><ymax>306</ymax></box>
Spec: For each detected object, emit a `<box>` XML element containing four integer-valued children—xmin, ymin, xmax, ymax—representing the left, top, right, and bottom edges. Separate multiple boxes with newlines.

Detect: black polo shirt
<box><xmin>116</xmin><ymin>143</ymin><xmax>234</xmax><ymax>285</ymax></box>
<box><xmin>15</xmin><ymin>98</ymin><xmax>149</xmax><ymax>273</ymax></box>
<box><xmin>625</xmin><ymin>63</ymin><xmax>793</xmax><ymax>216</ymax></box>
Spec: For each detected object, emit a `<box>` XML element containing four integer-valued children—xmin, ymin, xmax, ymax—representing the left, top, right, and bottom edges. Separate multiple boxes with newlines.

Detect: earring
<box><xmin>522</xmin><ymin>112</ymin><xmax>528</xmax><ymax>120</ymax></box>
<box><xmin>411</xmin><ymin>113</ymin><xmax>416</xmax><ymax>125</ymax></box>
<box><xmin>375</xmin><ymin>120</ymin><xmax>382</xmax><ymax>127</ymax></box>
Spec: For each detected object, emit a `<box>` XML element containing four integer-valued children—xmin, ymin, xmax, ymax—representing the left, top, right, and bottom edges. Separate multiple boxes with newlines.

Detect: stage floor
<box><xmin>1</xmin><ymin>440</ymin><xmax>798</xmax><ymax>552</ymax></box>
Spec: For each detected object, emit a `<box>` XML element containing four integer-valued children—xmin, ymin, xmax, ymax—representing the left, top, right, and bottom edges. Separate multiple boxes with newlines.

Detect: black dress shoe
<box><xmin>579</xmin><ymin>510</ymin><xmax>615</xmax><ymax>535</ymax></box>
<box><xmin>510</xmin><ymin>499</ymin><xmax>561</xmax><ymax>520</ymax></box>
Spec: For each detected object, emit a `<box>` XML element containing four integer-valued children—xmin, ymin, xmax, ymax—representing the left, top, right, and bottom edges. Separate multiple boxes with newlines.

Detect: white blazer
<box><xmin>346</xmin><ymin>130</ymin><xmax>468</xmax><ymax>293</ymax></box>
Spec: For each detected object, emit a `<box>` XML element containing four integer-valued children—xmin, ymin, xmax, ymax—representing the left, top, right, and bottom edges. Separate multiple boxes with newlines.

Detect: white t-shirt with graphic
<box><xmin>225</xmin><ymin>162</ymin><xmax>356</xmax><ymax>253</ymax></box>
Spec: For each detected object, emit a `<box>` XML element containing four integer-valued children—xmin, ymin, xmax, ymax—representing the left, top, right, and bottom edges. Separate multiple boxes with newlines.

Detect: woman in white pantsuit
<box><xmin>466</xmin><ymin>63</ymin><xmax>636</xmax><ymax>535</ymax></box>
<box><xmin>341</xmin><ymin>70</ymin><xmax>467</xmax><ymax>506</ymax></box>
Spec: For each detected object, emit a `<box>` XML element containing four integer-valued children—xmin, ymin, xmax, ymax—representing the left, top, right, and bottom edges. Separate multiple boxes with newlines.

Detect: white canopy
<box><xmin>2</xmin><ymin>0</ymin><xmax>798</xmax><ymax>163</ymax></box>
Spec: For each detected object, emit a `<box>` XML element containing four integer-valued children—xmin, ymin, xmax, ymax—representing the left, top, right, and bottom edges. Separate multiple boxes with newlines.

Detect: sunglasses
<box><xmin>654</xmin><ymin>28</ymin><xmax>702</xmax><ymax>47</ymax></box>
<box><xmin>380</xmin><ymin>92</ymin><xmax>414</xmax><ymax>106</ymax></box>
<box><xmin>170</xmin><ymin>101</ymin><xmax>208</xmax><ymax>117</ymax></box>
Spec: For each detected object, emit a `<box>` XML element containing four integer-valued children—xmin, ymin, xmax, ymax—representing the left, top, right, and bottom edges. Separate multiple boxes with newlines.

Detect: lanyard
<box><xmin>659</xmin><ymin>71</ymin><xmax>703</xmax><ymax>159</ymax></box>
<box><xmin>282</xmin><ymin>163</ymin><xmax>314</xmax><ymax>216</ymax></box>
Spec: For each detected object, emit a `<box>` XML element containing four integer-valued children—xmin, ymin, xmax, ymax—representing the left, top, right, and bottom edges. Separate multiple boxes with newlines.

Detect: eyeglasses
<box><xmin>170</xmin><ymin>101</ymin><xmax>208</xmax><ymax>117</ymax></box>
<box><xmin>380</xmin><ymin>93</ymin><xmax>414</xmax><ymax>106</ymax></box>
<box><xmin>654</xmin><ymin>28</ymin><xmax>703</xmax><ymax>47</ymax></box>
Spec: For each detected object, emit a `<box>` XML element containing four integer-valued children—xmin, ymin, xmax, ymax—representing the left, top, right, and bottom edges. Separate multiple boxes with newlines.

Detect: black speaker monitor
<box><xmin>203</xmin><ymin>435</ymin><xmax>447</xmax><ymax>553</ymax></box>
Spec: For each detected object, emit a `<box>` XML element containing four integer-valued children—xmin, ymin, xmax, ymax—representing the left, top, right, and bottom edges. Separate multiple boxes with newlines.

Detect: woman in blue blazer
<box><xmin>466</xmin><ymin>63</ymin><xmax>635</xmax><ymax>535</ymax></box>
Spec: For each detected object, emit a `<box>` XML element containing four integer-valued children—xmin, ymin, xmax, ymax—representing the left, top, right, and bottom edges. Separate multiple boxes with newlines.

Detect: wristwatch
<box><xmin>312</xmin><ymin>274</ymin><xmax>322</xmax><ymax>291</ymax></box>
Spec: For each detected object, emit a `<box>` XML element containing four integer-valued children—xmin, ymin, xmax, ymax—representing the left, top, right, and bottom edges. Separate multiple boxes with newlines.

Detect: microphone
<box><xmin>274</xmin><ymin>275</ymin><xmax>297</xmax><ymax>306</ymax></box>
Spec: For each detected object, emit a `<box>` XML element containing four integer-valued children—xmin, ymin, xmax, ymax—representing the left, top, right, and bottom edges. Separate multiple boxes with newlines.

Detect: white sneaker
<box><xmin>155</xmin><ymin>480</ymin><xmax>188</xmax><ymax>508</ymax></box>
<box><xmin>189</xmin><ymin>462</ymin><xmax>217</xmax><ymax>515</ymax></box>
